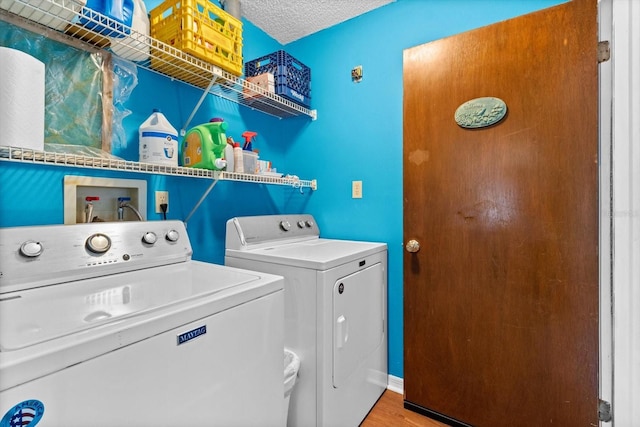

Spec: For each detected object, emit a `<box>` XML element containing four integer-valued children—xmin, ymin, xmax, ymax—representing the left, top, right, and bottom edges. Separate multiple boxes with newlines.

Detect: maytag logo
<box><xmin>177</xmin><ymin>325</ymin><xmax>207</xmax><ymax>345</ymax></box>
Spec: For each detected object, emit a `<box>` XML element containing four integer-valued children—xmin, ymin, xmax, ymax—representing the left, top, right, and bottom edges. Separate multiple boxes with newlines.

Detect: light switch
<box><xmin>352</xmin><ymin>181</ymin><xmax>363</xmax><ymax>199</ymax></box>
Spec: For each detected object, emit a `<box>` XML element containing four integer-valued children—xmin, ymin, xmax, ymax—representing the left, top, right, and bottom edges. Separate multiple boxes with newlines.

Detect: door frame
<box><xmin>395</xmin><ymin>0</ymin><xmax>638</xmax><ymax>422</ymax></box>
<box><xmin>598</xmin><ymin>0</ymin><xmax>613</xmax><ymax>423</ymax></box>
<box><xmin>600</xmin><ymin>0</ymin><xmax>640</xmax><ymax>425</ymax></box>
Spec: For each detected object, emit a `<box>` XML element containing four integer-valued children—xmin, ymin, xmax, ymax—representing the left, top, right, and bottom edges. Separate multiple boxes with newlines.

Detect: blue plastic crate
<box><xmin>245</xmin><ymin>50</ymin><xmax>311</xmax><ymax>107</ymax></box>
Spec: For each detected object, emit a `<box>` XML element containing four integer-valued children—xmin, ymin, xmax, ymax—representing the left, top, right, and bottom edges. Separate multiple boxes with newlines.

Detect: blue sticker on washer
<box><xmin>1</xmin><ymin>400</ymin><xmax>45</xmax><ymax>427</ymax></box>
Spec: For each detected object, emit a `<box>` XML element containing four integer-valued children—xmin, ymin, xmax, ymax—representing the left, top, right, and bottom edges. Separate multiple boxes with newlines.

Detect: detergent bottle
<box><xmin>181</xmin><ymin>118</ymin><xmax>228</xmax><ymax>170</ymax></box>
<box><xmin>139</xmin><ymin>109</ymin><xmax>178</xmax><ymax>166</ymax></box>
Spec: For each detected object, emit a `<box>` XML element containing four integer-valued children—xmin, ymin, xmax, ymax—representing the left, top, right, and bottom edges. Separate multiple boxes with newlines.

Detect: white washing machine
<box><xmin>224</xmin><ymin>214</ymin><xmax>388</xmax><ymax>427</ymax></box>
<box><xmin>0</xmin><ymin>220</ymin><xmax>284</xmax><ymax>427</ymax></box>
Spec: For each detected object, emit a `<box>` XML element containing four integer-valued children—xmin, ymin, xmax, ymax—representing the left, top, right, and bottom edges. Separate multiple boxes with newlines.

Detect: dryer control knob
<box><xmin>297</xmin><ymin>220</ymin><xmax>306</xmax><ymax>228</ymax></box>
<box><xmin>305</xmin><ymin>220</ymin><xmax>314</xmax><ymax>228</ymax></box>
<box><xmin>86</xmin><ymin>233</ymin><xmax>111</xmax><ymax>254</ymax></box>
<box><xmin>20</xmin><ymin>240</ymin><xmax>43</xmax><ymax>257</ymax></box>
<box><xmin>166</xmin><ymin>229</ymin><xmax>180</xmax><ymax>242</ymax></box>
<box><xmin>280</xmin><ymin>220</ymin><xmax>291</xmax><ymax>231</ymax></box>
<box><xmin>142</xmin><ymin>232</ymin><xmax>157</xmax><ymax>245</ymax></box>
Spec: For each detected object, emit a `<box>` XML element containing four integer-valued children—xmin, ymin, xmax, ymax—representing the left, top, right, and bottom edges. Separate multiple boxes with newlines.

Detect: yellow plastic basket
<box><xmin>149</xmin><ymin>0</ymin><xmax>243</xmax><ymax>77</ymax></box>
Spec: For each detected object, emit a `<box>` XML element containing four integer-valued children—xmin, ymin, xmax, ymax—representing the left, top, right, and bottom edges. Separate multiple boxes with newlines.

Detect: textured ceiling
<box><xmin>240</xmin><ymin>0</ymin><xmax>395</xmax><ymax>45</ymax></box>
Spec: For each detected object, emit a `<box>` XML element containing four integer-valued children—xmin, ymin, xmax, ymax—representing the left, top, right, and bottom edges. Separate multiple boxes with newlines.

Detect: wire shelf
<box><xmin>1</xmin><ymin>0</ymin><xmax>317</xmax><ymax>120</ymax></box>
<box><xmin>0</xmin><ymin>2</ymin><xmax>317</xmax><ymax>190</ymax></box>
<box><xmin>221</xmin><ymin>171</ymin><xmax>316</xmax><ymax>190</ymax></box>
<box><xmin>0</xmin><ymin>146</ymin><xmax>317</xmax><ymax>190</ymax></box>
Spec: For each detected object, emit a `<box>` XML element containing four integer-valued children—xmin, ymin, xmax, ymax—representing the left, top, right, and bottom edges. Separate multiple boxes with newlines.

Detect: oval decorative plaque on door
<box><xmin>454</xmin><ymin>97</ymin><xmax>507</xmax><ymax>129</ymax></box>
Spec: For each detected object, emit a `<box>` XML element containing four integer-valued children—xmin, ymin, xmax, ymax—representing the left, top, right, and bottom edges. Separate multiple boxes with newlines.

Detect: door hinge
<box><xmin>598</xmin><ymin>41</ymin><xmax>611</xmax><ymax>63</ymax></box>
<box><xmin>598</xmin><ymin>399</ymin><xmax>612</xmax><ymax>422</ymax></box>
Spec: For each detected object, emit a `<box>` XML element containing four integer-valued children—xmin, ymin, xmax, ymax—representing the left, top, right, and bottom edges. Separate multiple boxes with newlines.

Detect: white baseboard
<box><xmin>386</xmin><ymin>375</ymin><xmax>403</xmax><ymax>395</ymax></box>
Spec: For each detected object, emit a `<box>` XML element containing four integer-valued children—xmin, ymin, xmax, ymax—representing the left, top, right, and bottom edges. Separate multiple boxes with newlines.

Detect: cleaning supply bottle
<box><xmin>224</xmin><ymin>137</ymin><xmax>235</xmax><ymax>172</ymax></box>
<box><xmin>233</xmin><ymin>142</ymin><xmax>244</xmax><ymax>173</ymax></box>
<box><xmin>139</xmin><ymin>109</ymin><xmax>178</xmax><ymax>166</ymax></box>
<box><xmin>181</xmin><ymin>118</ymin><xmax>228</xmax><ymax>170</ymax></box>
<box><xmin>241</xmin><ymin>131</ymin><xmax>257</xmax><ymax>151</ymax></box>
<box><xmin>241</xmin><ymin>131</ymin><xmax>258</xmax><ymax>174</ymax></box>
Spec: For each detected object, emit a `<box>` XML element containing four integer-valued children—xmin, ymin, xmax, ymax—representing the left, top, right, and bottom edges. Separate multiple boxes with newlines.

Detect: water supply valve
<box><xmin>85</xmin><ymin>196</ymin><xmax>100</xmax><ymax>223</ymax></box>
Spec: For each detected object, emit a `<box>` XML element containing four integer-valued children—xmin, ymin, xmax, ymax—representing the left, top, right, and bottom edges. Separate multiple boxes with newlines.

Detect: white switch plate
<box><xmin>352</xmin><ymin>181</ymin><xmax>363</xmax><ymax>199</ymax></box>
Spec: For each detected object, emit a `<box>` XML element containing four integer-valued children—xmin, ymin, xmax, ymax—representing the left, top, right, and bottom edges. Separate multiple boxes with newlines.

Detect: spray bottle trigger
<box><xmin>241</xmin><ymin>131</ymin><xmax>258</xmax><ymax>151</ymax></box>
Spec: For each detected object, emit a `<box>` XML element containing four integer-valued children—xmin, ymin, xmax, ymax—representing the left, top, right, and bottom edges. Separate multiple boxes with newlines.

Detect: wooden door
<box><xmin>403</xmin><ymin>1</ymin><xmax>599</xmax><ymax>426</ymax></box>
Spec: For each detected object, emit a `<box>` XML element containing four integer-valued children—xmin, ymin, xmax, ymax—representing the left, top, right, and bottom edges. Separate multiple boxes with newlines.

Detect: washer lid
<box><xmin>226</xmin><ymin>238</ymin><xmax>387</xmax><ymax>270</ymax></box>
<box><xmin>0</xmin><ymin>261</ymin><xmax>280</xmax><ymax>352</ymax></box>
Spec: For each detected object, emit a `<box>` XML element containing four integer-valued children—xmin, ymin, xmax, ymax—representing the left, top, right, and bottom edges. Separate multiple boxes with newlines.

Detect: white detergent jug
<box><xmin>139</xmin><ymin>109</ymin><xmax>178</xmax><ymax>166</ymax></box>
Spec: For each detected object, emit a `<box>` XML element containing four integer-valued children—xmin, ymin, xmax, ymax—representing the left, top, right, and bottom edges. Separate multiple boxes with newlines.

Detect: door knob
<box><xmin>405</xmin><ymin>239</ymin><xmax>420</xmax><ymax>253</ymax></box>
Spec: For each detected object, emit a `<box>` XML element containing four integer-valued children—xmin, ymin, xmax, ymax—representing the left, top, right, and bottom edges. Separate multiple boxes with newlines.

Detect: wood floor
<box><xmin>361</xmin><ymin>390</ymin><xmax>448</xmax><ymax>427</ymax></box>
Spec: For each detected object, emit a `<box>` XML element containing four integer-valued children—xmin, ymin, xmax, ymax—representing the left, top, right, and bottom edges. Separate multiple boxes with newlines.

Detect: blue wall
<box><xmin>0</xmin><ymin>0</ymin><xmax>564</xmax><ymax>378</ymax></box>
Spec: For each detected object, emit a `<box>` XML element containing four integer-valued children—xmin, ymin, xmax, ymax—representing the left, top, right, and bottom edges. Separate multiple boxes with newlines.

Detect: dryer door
<box><xmin>332</xmin><ymin>262</ymin><xmax>385</xmax><ymax>388</ymax></box>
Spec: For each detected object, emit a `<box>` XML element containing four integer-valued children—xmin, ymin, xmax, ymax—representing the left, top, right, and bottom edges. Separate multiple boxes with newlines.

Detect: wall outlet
<box><xmin>155</xmin><ymin>191</ymin><xmax>169</xmax><ymax>213</ymax></box>
<box><xmin>352</xmin><ymin>181</ymin><xmax>363</xmax><ymax>199</ymax></box>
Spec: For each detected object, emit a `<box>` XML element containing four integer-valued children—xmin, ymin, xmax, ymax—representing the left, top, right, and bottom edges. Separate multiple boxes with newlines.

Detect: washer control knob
<box><xmin>305</xmin><ymin>220</ymin><xmax>314</xmax><ymax>228</ymax></box>
<box><xmin>297</xmin><ymin>220</ymin><xmax>306</xmax><ymax>228</ymax></box>
<box><xmin>20</xmin><ymin>240</ymin><xmax>43</xmax><ymax>257</ymax></box>
<box><xmin>86</xmin><ymin>233</ymin><xmax>111</xmax><ymax>254</ymax></box>
<box><xmin>142</xmin><ymin>232</ymin><xmax>157</xmax><ymax>245</ymax></box>
<box><xmin>280</xmin><ymin>220</ymin><xmax>291</xmax><ymax>231</ymax></box>
<box><xmin>166</xmin><ymin>229</ymin><xmax>180</xmax><ymax>242</ymax></box>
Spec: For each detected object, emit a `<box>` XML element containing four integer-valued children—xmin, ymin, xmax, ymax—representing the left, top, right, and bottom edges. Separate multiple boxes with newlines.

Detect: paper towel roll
<box><xmin>0</xmin><ymin>47</ymin><xmax>45</xmax><ymax>151</ymax></box>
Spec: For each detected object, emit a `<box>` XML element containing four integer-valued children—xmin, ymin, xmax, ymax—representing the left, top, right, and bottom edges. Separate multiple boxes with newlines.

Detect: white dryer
<box><xmin>225</xmin><ymin>214</ymin><xmax>388</xmax><ymax>427</ymax></box>
<box><xmin>0</xmin><ymin>220</ymin><xmax>284</xmax><ymax>427</ymax></box>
